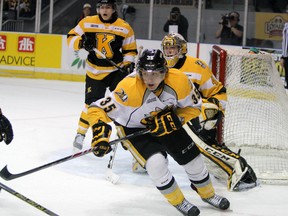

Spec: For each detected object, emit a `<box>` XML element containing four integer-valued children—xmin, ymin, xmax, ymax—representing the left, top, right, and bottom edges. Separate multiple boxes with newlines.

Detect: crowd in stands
<box><xmin>3</xmin><ymin>0</ymin><xmax>34</xmax><ymax>20</ymax></box>
<box><xmin>2</xmin><ymin>0</ymin><xmax>54</xmax><ymax>21</ymax></box>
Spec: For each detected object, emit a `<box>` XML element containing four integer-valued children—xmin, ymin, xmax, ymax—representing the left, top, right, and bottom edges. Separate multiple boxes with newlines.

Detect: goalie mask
<box><xmin>161</xmin><ymin>32</ymin><xmax>187</xmax><ymax>68</ymax></box>
<box><xmin>137</xmin><ymin>49</ymin><xmax>168</xmax><ymax>91</ymax></box>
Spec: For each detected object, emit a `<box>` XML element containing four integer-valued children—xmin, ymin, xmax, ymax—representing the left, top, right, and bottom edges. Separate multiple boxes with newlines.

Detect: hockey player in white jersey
<box><xmin>88</xmin><ymin>49</ymin><xmax>230</xmax><ymax>216</ymax></box>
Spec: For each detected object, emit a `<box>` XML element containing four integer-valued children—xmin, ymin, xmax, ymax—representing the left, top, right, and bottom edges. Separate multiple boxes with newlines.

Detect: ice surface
<box><xmin>0</xmin><ymin>77</ymin><xmax>287</xmax><ymax>216</ymax></box>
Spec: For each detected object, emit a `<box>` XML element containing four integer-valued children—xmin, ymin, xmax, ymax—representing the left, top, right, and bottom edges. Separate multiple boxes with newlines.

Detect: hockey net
<box><xmin>211</xmin><ymin>45</ymin><xmax>288</xmax><ymax>184</ymax></box>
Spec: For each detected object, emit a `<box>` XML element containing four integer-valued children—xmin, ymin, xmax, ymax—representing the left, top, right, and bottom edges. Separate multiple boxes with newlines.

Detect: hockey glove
<box><xmin>0</xmin><ymin>109</ymin><xmax>13</xmax><ymax>145</ymax></box>
<box><xmin>122</xmin><ymin>62</ymin><xmax>135</xmax><ymax>75</ymax></box>
<box><xmin>91</xmin><ymin>120</ymin><xmax>112</xmax><ymax>157</ymax></box>
<box><xmin>199</xmin><ymin>98</ymin><xmax>222</xmax><ymax>130</ymax></box>
<box><xmin>80</xmin><ymin>35</ymin><xmax>95</xmax><ymax>52</ymax></box>
<box><xmin>145</xmin><ymin>108</ymin><xmax>182</xmax><ymax>137</ymax></box>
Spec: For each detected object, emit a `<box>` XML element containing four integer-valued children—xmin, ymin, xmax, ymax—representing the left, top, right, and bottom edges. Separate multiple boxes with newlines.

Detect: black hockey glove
<box><xmin>0</xmin><ymin>109</ymin><xmax>14</xmax><ymax>145</ymax></box>
<box><xmin>91</xmin><ymin>120</ymin><xmax>112</xmax><ymax>157</ymax></box>
<box><xmin>122</xmin><ymin>62</ymin><xmax>135</xmax><ymax>75</ymax></box>
<box><xmin>145</xmin><ymin>108</ymin><xmax>182</xmax><ymax>137</ymax></box>
<box><xmin>80</xmin><ymin>35</ymin><xmax>95</xmax><ymax>52</ymax></box>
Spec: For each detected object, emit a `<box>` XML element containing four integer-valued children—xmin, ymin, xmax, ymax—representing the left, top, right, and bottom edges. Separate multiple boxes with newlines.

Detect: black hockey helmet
<box><xmin>98</xmin><ymin>0</ymin><xmax>116</xmax><ymax>4</ymax></box>
<box><xmin>137</xmin><ymin>49</ymin><xmax>168</xmax><ymax>73</ymax></box>
<box><xmin>97</xmin><ymin>0</ymin><xmax>116</xmax><ymax>9</ymax></box>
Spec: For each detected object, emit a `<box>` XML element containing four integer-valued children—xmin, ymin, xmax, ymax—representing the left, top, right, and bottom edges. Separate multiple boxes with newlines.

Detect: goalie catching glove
<box><xmin>199</xmin><ymin>98</ymin><xmax>222</xmax><ymax>131</ymax></box>
<box><xmin>144</xmin><ymin>107</ymin><xmax>182</xmax><ymax>137</ymax></box>
<box><xmin>91</xmin><ymin>120</ymin><xmax>112</xmax><ymax>157</ymax></box>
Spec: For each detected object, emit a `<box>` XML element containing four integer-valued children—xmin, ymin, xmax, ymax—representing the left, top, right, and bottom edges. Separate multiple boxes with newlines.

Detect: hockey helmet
<box><xmin>97</xmin><ymin>0</ymin><xmax>116</xmax><ymax>9</ymax></box>
<box><xmin>161</xmin><ymin>32</ymin><xmax>187</xmax><ymax>67</ymax></box>
<box><xmin>137</xmin><ymin>49</ymin><xmax>168</xmax><ymax>74</ymax></box>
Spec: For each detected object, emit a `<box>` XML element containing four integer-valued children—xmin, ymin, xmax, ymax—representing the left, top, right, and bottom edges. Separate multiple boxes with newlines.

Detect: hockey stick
<box><xmin>104</xmin><ymin>46</ymin><xmax>143</xmax><ymax>184</ymax></box>
<box><xmin>0</xmin><ymin>181</ymin><xmax>58</xmax><ymax>216</ymax></box>
<box><xmin>93</xmin><ymin>45</ymin><xmax>143</xmax><ymax>74</ymax></box>
<box><xmin>0</xmin><ymin>129</ymin><xmax>149</xmax><ymax>181</ymax></box>
<box><xmin>93</xmin><ymin>48</ymin><xmax>127</xmax><ymax>73</ymax></box>
<box><xmin>105</xmin><ymin>143</ymin><xmax>120</xmax><ymax>184</ymax></box>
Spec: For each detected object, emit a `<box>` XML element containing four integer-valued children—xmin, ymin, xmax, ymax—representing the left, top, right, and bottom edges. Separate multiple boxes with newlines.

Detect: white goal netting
<box><xmin>212</xmin><ymin>46</ymin><xmax>288</xmax><ymax>183</ymax></box>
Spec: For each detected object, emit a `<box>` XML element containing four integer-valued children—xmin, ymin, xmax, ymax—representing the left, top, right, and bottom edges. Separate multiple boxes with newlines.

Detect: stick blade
<box><xmin>0</xmin><ymin>165</ymin><xmax>13</xmax><ymax>180</ymax></box>
<box><xmin>105</xmin><ymin>169</ymin><xmax>120</xmax><ymax>184</ymax></box>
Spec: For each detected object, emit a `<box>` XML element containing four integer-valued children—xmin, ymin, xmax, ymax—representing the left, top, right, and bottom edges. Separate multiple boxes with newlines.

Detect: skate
<box><xmin>174</xmin><ymin>198</ymin><xmax>200</xmax><ymax>216</ymax></box>
<box><xmin>202</xmin><ymin>194</ymin><xmax>230</xmax><ymax>210</ymax></box>
<box><xmin>73</xmin><ymin>133</ymin><xmax>85</xmax><ymax>150</ymax></box>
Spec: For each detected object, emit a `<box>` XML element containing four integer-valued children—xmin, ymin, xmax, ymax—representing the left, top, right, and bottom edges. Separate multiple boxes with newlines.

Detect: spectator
<box><xmin>8</xmin><ymin>0</ymin><xmax>17</xmax><ymax>11</ymax></box>
<box><xmin>74</xmin><ymin>3</ymin><xmax>92</xmax><ymax>26</ymax></box>
<box><xmin>163</xmin><ymin>7</ymin><xmax>189</xmax><ymax>41</ymax></box>
<box><xmin>19</xmin><ymin>0</ymin><xmax>32</xmax><ymax>18</ymax></box>
<box><xmin>215</xmin><ymin>11</ymin><xmax>243</xmax><ymax>46</ymax></box>
<box><xmin>3</xmin><ymin>0</ymin><xmax>10</xmax><ymax>11</ymax></box>
<box><xmin>280</xmin><ymin>22</ymin><xmax>288</xmax><ymax>89</ymax></box>
<box><xmin>6</xmin><ymin>0</ymin><xmax>17</xmax><ymax>20</ymax></box>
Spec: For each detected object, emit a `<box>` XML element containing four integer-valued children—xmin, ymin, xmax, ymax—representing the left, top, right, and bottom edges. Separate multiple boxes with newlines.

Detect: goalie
<box><xmin>158</xmin><ymin>32</ymin><xmax>258</xmax><ymax>191</ymax></box>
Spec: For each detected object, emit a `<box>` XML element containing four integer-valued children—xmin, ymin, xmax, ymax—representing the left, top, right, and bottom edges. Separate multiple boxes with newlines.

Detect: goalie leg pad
<box><xmin>183</xmin><ymin>122</ymin><xmax>258</xmax><ymax>191</ymax></box>
<box><xmin>231</xmin><ymin>162</ymin><xmax>259</xmax><ymax>191</ymax></box>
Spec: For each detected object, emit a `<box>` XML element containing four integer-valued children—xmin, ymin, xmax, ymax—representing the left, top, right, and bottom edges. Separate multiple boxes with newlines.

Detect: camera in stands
<box><xmin>219</xmin><ymin>14</ymin><xmax>232</xmax><ymax>26</ymax></box>
<box><xmin>170</xmin><ymin>12</ymin><xmax>180</xmax><ymax>21</ymax></box>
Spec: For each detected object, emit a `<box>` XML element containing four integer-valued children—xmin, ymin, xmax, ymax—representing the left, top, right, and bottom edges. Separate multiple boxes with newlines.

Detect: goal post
<box><xmin>211</xmin><ymin>45</ymin><xmax>288</xmax><ymax>184</ymax></box>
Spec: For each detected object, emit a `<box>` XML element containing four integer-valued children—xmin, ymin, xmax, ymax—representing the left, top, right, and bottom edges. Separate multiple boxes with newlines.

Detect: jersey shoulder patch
<box><xmin>195</xmin><ymin>60</ymin><xmax>207</xmax><ymax>69</ymax></box>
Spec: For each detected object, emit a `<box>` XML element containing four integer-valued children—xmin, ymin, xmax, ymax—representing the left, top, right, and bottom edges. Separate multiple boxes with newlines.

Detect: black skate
<box><xmin>174</xmin><ymin>198</ymin><xmax>200</xmax><ymax>216</ymax></box>
<box><xmin>202</xmin><ymin>194</ymin><xmax>230</xmax><ymax>210</ymax></box>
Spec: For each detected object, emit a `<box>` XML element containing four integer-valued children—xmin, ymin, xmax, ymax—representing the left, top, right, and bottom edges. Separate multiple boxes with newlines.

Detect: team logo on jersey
<box><xmin>87</xmin><ymin>87</ymin><xmax>92</xmax><ymax>93</ymax></box>
<box><xmin>115</xmin><ymin>88</ymin><xmax>128</xmax><ymax>102</ymax></box>
<box><xmin>18</xmin><ymin>36</ymin><xmax>35</xmax><ymax>52</ymax></box>
<box><xmin>195</xmin><ymin>60</ymin><xmax>206</xmax><ymax>69</ymax></box>
<box><xmin>0</xmin><ymin>35</ymin><xmax>7</xmax><ymax>51</ymax></box>
<box><xmin>147</xmin><ymin>97</ymin><xmax>157</xmax><ymax>104</ymax></box>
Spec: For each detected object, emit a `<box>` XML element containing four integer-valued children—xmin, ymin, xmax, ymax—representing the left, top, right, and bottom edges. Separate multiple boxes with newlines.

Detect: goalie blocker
<box><xmin>183</xmin><ymin>120</ymin><xmax>258</xmax><ymax>191</ymax></box>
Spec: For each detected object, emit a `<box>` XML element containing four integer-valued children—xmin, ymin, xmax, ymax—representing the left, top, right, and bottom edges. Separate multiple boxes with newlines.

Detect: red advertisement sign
<box><xmin>18</xmin><ymin>36</ymin><xmax>35</xmax><ymax>52</ymax></box>
<box><xmin>0</xmin><ymin>35</ymin><xmax>7</xmax><ymax>51</ymax></box>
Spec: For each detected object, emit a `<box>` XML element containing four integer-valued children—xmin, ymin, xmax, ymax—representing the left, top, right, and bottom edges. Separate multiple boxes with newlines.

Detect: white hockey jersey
<box><xmin>88</xmin><ymin>68</ymin><xmax>202</xmax><ymax>128</ymax></box>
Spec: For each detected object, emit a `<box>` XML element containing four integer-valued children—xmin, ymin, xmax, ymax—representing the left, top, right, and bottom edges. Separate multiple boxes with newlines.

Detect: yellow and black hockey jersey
<box><xmin>88</xmin><ymin>68</ymin><xmax>202</xmax><ymax>128</ymax></box>
<box><xmin>175</xmin><ymin>56</ymin><xmax>227</xmax><ymax>110</ymax></box>
<box><xmin>67</xmin><ymin>15</ymin><xmax>137</xmax><ymax>80</ymax></box>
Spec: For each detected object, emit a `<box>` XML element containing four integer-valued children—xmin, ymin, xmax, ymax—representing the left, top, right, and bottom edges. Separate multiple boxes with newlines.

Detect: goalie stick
<box><xmin>0</xmin><ymin>182</ymin><xmax>58</xmax><ymax>216</ymax></box>
<box><xmin>0</xmin><ymin>129</ymin><xmax>149</xmax><ymax>181</ymax></box>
